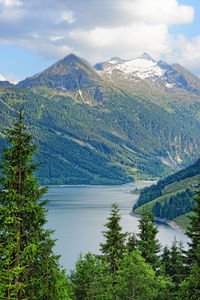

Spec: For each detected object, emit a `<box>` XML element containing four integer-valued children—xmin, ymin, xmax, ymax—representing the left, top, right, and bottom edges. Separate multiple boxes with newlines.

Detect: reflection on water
<box><xmin>45</xmin><ymin>183</ymin><xmax>189</xmax><ymax>272</ymax></box>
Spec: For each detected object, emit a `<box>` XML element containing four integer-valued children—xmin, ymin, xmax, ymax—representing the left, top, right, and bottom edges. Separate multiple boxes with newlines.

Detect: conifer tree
<box><xmin>160</xmin><ymin>245</ymin><xmax>171</xmax><ymax>274</ymax></box>
<box><xmin>161</xmin><ymin>240</ymin><xmax>185</xmax><ymax>287</ymax></box>
<box><xmin>178</xmin><ymin>262</ymin><xmax>200</xmax><ymax>300</ymax></box>
<box><xmin>136</xmin><ymin>209</ymin><xmax>160</xmax><ymax>268</ymax></box>
<box><xmin>169</xmin><ymin>240</ymin><xmax>185</xmax><ymax>285</ymax></box>
<box><xmin>186</xmin><ymin>184</ymin><xmax>200</xmax><ymax>266</ymax></box>
<box><xmin>100</xmin><ymin>203</ymin><xmax>127</xmax><ymax>275</ymax></box>
<box><xmin>126</xmin><ymin>232</ymin><xmax>138</xmax><ymax>253</ymax></box>
<box><xmin>0</xmin><ymin>111</ymin><xmax>70</xmax><ymax>299</ymax></box>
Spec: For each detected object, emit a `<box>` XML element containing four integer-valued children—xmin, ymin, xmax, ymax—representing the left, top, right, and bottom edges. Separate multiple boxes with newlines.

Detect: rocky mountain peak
<box><xmin>110</xmin><ymin>56</ymin><xmax>123</xmax><ymax>62</ymax></box>
<box><xmin>138</xmin><ymin>52</ymin><xmax>155</xmax><ymax>62</ymax></box>
<box><xmin>18</xmin><ymin>53</ymin><xmax>100</xmax><ymax>90</ymax></box>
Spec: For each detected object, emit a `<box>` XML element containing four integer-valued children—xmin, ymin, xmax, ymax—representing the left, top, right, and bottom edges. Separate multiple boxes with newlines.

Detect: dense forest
<box><xmin>0</xmin><ymin>112</ymin><xmax>200</xmax><ymax>299</ymax></box>
<box><xmin>133</xmin><ymin>158</ymin><xmax>200</xmax><ymax>228</ymax></box>
<box><xmin>2</xmin><ymin>50</ymin><xmax>200</xmax><ymax>186</ymax></box>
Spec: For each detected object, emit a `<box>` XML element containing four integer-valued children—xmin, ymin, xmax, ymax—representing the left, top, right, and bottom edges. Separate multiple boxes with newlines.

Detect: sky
<box><xmin>0</xmin><ymin>0</ymin><xmax>200</xmax><ymax>82</ymax></box>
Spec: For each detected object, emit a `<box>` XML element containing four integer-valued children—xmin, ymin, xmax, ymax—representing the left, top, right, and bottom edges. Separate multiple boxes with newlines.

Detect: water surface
<box><xmin>46</xmin><ymin>182</ymin><xmax>189</xmax><ymax>272</ymax></box>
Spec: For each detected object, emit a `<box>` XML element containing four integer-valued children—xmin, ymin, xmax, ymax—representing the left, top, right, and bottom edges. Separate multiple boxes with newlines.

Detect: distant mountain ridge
<box><xmin>17</xmin><ymin>52</ymin><xmax>200</xmax><ymax>97</ymax></box>
<box><xmin>94</xmin><ymin>53</ymin><xmax>200</xmax><ymax>95</ymax></box>
<box><xmin>0</xmin><ymin>53</ymin><xmax>200</xmax><ymax>184</ymax></box>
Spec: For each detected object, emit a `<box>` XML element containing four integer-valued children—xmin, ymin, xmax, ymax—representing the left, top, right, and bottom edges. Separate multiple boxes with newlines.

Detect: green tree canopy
<box><xmin>136</xmin><ymin>209</ymin><xmax>161</xmax><ymax>269</ymax></box>
<box><xmin>0</xmin><ymin>111</ymin><xmax>71</xmax><ymax>299</ymax></box>
<box><xmin>100</xmin><ymin>203</ymin><xmax>127</xmax><ymax>275</ymax></box>
<box><xmin>186</xmin><ymin>184</ymin><xmax>200</xmax><ymax>266</ymax></box>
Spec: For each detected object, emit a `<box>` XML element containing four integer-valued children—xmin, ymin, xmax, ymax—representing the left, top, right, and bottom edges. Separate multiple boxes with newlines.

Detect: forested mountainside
<box><xmin>133</xmin><ymin>158</ymin><xmax>200</xmax><ymax>229</ymax></box>
<box><xmin>1</xmin><ymin>53</ymin><xmax>200</xmax><ymax>184</ymax></box>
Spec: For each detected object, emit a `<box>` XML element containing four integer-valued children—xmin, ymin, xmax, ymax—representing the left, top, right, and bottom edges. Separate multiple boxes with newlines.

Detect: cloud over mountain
<box><xmin>0</xmin><ymin>0</ymin><xmax>199</xmax><ymax>75</ymax></box>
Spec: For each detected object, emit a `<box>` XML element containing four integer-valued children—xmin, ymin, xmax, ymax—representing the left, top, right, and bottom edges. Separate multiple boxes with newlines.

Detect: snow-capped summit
<box><xmin>109</xmin><ymin>57</ymin><xmax>126</xmax><ymax>64</ymax></box>
<box><xmin>95</xmin><ymin>53</ymin><xmax>170</xmax><ymax>80</ymax></box>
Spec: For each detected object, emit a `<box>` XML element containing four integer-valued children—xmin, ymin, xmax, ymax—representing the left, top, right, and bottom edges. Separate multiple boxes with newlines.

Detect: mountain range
<box><xmin>0</xmin><ymin>53</ymin><xmax>200</xmax><ymax>184</ymax></box>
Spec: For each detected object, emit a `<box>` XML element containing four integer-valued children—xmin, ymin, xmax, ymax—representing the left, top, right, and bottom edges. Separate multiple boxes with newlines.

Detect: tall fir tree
<box><xmin>161</xmin><ymin>240</ymin><xmax>185</xmax><ymax>287</ymax></box>
<box><xmin>100</xmin><ymin>203</ymin><xmax>127</xmax><ymax>275</ymax></box>
<box><xmin>186</xmin><ymin>184</ymin><xmax>200</xmax><ymax>266</ymax></box>
<box><xmin>0</xmin><ymin>111</ymin><xmax>70</xmax><ymax>299</ymax></box>
<box><xmin>136</xmin><ymin>209</ymin><xmax>160</xmax><ymax>269</ymax></box>
<box><xmin>126</xmin><ymin>232</ymin><xmax>138</xmax><ymax>253</ymax></box>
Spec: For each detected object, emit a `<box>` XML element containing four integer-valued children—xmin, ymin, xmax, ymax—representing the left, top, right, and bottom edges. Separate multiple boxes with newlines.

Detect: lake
<box><xmin>45</xmin><ymin>182</ymin><xmax>189</xmax><ymax>272</ymax></box>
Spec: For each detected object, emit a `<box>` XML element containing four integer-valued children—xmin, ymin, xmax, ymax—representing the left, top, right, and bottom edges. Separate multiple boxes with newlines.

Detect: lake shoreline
<box><xmin>46</xmin><ymin>184</ymin><xmax>188</xmax><ymax>271</ymax></box>
<box><xmin>131</xmin><ymin>212</ymin><xmax>184</xmax><ymax>232</ymax></box>
<box><xmin>51</xmin><ymin>181</ymin><xmax>185</xmax><ymax>233</ymax></box>
<box><xmin>47</xmin><ymin>180</ymin><xmax>157</xmax><ymax>188</ymax></box>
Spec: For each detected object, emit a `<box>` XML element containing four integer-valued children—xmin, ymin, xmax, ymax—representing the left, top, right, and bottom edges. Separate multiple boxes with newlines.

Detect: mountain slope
<box><xmin>18</xmin><ymin>54</ymin><xmax>102</xmax><ymax>92</ymax></box>
<box><xmin>1</xmin><ymin>53</ymin><xmax>200</xmax><ymax>185</ymax></box>
<box><xmin>133</xmin><ymin>159</ymin><xmax>200</xmax><ymax>229</ymax></box>
<box><xmin>95</xmin><ymin>53</ymin><xmax>200</xmax><ymax>95</ymax></box>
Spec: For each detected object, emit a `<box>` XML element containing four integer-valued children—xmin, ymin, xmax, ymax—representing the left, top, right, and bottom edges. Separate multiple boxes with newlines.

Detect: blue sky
<box><xmin>0</xmin><ymin>0</ymin><xmax>199</xmax><ymax>82</ymax></box>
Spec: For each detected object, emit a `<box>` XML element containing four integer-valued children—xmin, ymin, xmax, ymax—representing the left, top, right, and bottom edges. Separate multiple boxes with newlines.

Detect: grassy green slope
<box><xmin>134</xmin><ymin>174</ymin><xmax>200</xmax><ymax>212</ymax></box>
<box><xmin>133</xmin><ymin>160</ymin><xmax>200</xmax><ymax>229</ymax></box>
<box><xmin>1</xmin><ymin>82</ymin><xmax>200</xmax><ymax>185</ymax></box>
<box><xmin>174</xmin><ymin>212</ymin><xmax>194</xmax><ymax>230</ymax></box>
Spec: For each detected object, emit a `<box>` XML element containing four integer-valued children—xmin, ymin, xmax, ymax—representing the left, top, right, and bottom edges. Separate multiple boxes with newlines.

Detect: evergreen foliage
<box><xmin>115</xmin><ymin>250</ymin><xmax>173</xmax><ymax>300</ymax></box>
<box><xmin>133</xmin><ymin>159</ymin><xmax>200</xmax><ymax>224</ymax></box>
<box><xmin>126</xmin><ymin>232</ymin><xmax>138</xmax><ymax>253</ymax></box>
<box><xmin>0</xmin><ymin>111</ymin><xmax>70</xmax><ymax>299</ymax></box>
<box><xmin>100</xmin><ymin>203</ymin><xmax>127</xmax><ymax>275</ymax></box>
<box><xmin>186</xmin><ymin>184</ymin><xmax>200</xmax><ymax>265</ymax></box>
<box><xmin>1</xmin><ymin>110</ymin><xmax>200</xmax><ymax>299</ymax></box>
<box><xmin>152</xmin><ymin>189</ymin><xmax>195</xmax><ymax>220</ymax></box>
<box><xmin>70</xmin><ymin>253</ymin><xmax>113</xmax><ymax>299</ymax></box>
<box><xmin>160</xmin><ymin>240</ymin><xmax>185</xmax><ymax>287</ymax></box>
<box><xmin>178</xmin><ymin>263</ymin><xmax>200</xmax><ymax>300</ymax></box>
<box><xmin>1</xmin><ymin>80</ymin><xmax>200</xmax><ymax>185</ymax></box>
<box><xmin>134</xmin><ymin>158</ymin><xmax>200</xmax><ymax>210</ymax></box>
<box><xmin>136</xmin><ymin>209</ymin><xmax>161</xmax><ymax>268</ymax></box>
<box><xmin>70</xmin><ymin>205</ymin><xmax>173</xmax><ymax>300</ymax></box>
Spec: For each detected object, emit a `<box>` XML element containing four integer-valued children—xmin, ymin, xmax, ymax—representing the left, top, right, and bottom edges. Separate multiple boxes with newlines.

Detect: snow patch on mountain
<box><xmin>165</xmin><ymin>83</ymin><xmax>174</xmax><ymax>89</ymax></box>
<box><xmin>98</xmin><ymin>53</ymin><xmax>168</xmax><ymax>80</ymax></box>
<box><xmin>117</xmin><ymin>58</ymin><xmax>165</xmax><ymax>79</ymax></box>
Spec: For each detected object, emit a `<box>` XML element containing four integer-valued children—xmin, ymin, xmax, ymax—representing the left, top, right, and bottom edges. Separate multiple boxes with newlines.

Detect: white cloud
<box><xmin>166</xmin><ymin>35</ymin><xmax>200</xmax><ymax>75</ymax></box>
<box><xmin>0</xmin><ymin>8</ymin><xmax>24</xmax><ymax>21</ymax></box>
<box><xmin>5</xmin><ymin>72</ymin><xmax>20</xmax><ymax>83</ymax></box>
<box><xmin>120</xmin><ymin>0</ymin><xmax>193</xmax><ymax>25</ymax></box>
<box><xmin>49</xmin><ymin>35</ymin><xmax>65</xmax><ymax>42</ymax></box>
<box><xmin>60</xmin><ymin>11</ymin><xmax>75</xmax><ymax>24</ymax></box>
<box><xmin>20</xmin><ymin>38</ymin><xmax>74</xmax><ymax>60</ymax></box>
<box><xmin>0</xmin><ymin>72</ymin><xmax>20</xmax><ymax>83</ymax></box>
<box><xmin>69</xmin><ymin>23</ymin><xmax>171</xmax><ymax>60</ymax></box>
<box><xmin>66</xmin><ymin>0</ymin><xmax>194</xmax><ymax>64</ymax></box>
<box><xmin>0</xmin><ymin>0</ymin><xmax>198</xmax><ymax>75</ymax></box>
<box><xmin>0</xmin><ymin>73</ymin><xmax>6</xmax><ymax>81</ymax></box>
<box><xmin>0</xmin><ymin>0</ymin><xmax>22</xmax><ymax>7</ymax></box>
